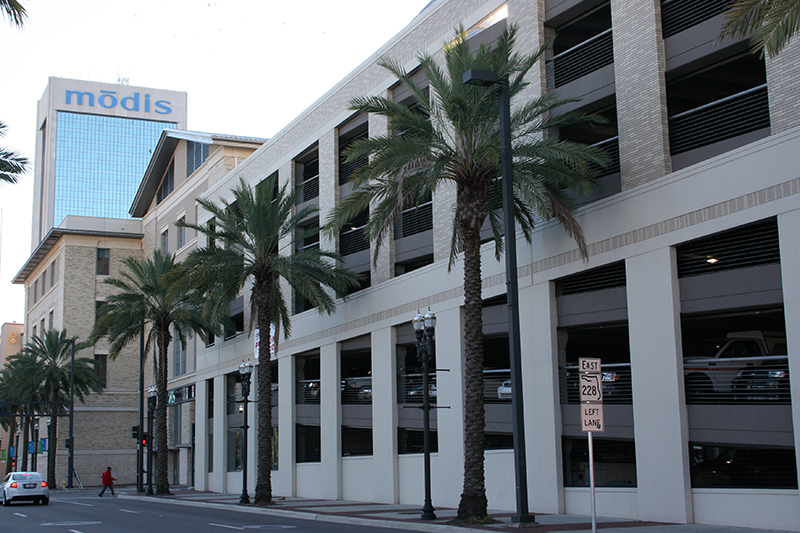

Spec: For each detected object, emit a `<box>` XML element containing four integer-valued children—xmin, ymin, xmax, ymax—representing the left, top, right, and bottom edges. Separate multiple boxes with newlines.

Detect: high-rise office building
<box><xmin>30</xmin><ymin>77</ymin><xmax>187</xmax><ymax>247</ymax></box>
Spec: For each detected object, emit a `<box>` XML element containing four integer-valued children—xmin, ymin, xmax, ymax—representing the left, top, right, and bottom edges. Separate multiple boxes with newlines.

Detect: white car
<box><xmin>1</xmin><ymin>471</ymin><xmax>50</xmax><ymax>505</ymax></box>
<box><xmin>497</xmin><ymin>380</ymin><xmax>512</xmax><ymax>400</ymax></box>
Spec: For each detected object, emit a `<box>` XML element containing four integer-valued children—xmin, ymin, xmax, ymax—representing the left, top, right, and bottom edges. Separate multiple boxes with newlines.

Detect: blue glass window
<box><xmin>54</xmin><ymin>112</ymin><xmax>175</xmax><ymax>226</ymax></box>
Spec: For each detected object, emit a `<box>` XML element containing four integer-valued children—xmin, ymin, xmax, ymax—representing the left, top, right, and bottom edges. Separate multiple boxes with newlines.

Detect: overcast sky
<box><xmin>0</xmin><ymin>0</ymin><xmax>433</xmax><ymax>325</ymax></box>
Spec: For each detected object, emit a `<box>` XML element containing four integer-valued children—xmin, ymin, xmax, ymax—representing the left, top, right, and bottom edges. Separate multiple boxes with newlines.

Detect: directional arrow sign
<box><xmin>580</xmin><ymin>373</ymin><xmax>603</xmax><ymax>402</ymax></box>
<box><xmin>581</xmin><ymin>403</ymin><xmax>605</xmax><ymax>432</ymax></box>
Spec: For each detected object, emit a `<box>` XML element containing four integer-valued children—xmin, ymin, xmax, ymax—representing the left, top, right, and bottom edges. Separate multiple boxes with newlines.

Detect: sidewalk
<box><xmin>115</xmin><ymin>486</ymin><xmax>791</xmax><ymax>533</ymax></box>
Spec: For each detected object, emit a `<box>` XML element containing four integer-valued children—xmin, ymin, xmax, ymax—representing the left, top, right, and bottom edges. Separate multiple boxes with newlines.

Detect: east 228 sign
<box><xmin>65</xmin><ymin>90</ymin><xmax>172</xmax><ymax>115</ymax></box>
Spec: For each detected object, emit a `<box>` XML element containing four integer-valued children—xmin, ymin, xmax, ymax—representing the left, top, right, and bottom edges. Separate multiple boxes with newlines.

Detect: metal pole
<box><xmin>589</xmin><ymin>431</ymin><xmax>597</xmax><ymax>533</ymax></box>
<box><xmin>68</xmin><ymin>340</ymin><xmax>75</xmax><ymax>489</ymax></box>
<box><xmin>147</xmin><ymin>395</ymin><xmax>154</xmax><ymax>495</ymax></box>
<box><xmin>414</xmin><ymin>311</ymin><xmax>436</xmax><ymax>521</ymax></box>
<box><xmin>137</xmin><ymin>326</ymin><xmax>145</xmax><ymax>492</ymax></box>
<box><xmin>239</xmin><ymin>372</ymin><xmax>251</xmax><ymax>504</ymax></box>
<box><xmin>499</xmin><ymin>78</ymin><xmax>533</xmax><ymax>524</ymax></box>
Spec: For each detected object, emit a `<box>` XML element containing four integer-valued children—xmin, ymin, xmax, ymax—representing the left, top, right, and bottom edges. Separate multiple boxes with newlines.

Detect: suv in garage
<box><xmin>683</xmin><ymin>330</ymin><xmax>786</xmax><ymax>401</ymax></box>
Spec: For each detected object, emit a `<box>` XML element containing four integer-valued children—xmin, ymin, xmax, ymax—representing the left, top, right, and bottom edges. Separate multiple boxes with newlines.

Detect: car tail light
<box><xmin>41</xmin><ymin>481</ymin><xmax>48</xmax><ymax>487</ymax></box>
<box><xmin>9</xmin><ymin>482</ymin><xmax>17</xmax><ymax>488</ymax></box>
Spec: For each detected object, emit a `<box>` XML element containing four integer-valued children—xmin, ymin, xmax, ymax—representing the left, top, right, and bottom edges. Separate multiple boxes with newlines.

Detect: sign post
<box><xmin>579</xmin><ymin>357</ymin><xmax>604</xmax><ymax>533</ymax></box>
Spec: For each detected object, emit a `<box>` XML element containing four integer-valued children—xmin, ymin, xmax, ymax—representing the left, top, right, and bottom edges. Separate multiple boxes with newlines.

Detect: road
<box><xmin>0</xmin><ymin>493</ymin><xmax>417</xmax><ymax>533</ymax></box>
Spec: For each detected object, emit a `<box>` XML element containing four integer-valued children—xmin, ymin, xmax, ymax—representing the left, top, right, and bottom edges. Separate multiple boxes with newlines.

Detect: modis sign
<box><xmin>65</xmin><ymin>89</ymin><xmax>172</xmax><ymax>115</ymax></box>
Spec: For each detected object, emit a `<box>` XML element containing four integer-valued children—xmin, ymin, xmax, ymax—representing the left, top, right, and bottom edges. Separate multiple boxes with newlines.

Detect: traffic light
<box><xmin>141</xmin><ymin>433</ymin><xmax>148</xmax><ymax>446</ymax></box>
<box><xmin>131</xmin><ymin>425</ymin><xmax>140</xmax><ymax>439</ymax></box>
<box><xmin>11</xmin><ymin>458</ymin><xmax>16</xmax><ymax>469</ymax></box>
<box><xmin>64</xmin><ymin>437</ymin><xmax>72</xmax><ymax>450</ymax></box>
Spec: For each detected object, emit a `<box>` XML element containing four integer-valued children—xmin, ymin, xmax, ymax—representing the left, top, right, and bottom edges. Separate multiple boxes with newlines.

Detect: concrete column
<box><xmin>320</xmin><ymin>342</ymin><xmax>341</xmax><ymax>498</ymax></box>
<box><xmin>368</xmin><ymin>102</ymin><xmax>394</xmax><ymax>285</ymax></box>
<box><xmin>610</xmin><ymin>0</ymin><xmax>671</xmax><ymax>189</ymax></box>
<box><xmin>626</xmin><ymin>247</ymin><xmax>692</xmax><ymax>523</ymax></box>
<box><xmin>777</xmin><ymin>209</ymin><xmax>800</xmax><ymax>492</ymax></box>
<box><xmin>371</xmin><ymin>326</ymin><xmax>399</xmax><ymax>503</ymax></box>
<box><xmin>431</xmin><ymin>304</ymin><xmax>465</xmax><ymax>505</ymax></box>
<box><xmin>520</xmin><ymin>279</ymin><xmax>564</xmax><ymax>514</ymax></box>
<box><xmin>210</xmin><ymin>374</ymin><xmax>226</xmax><ymax>492</ymax></box>
<box><xmin>318</xmin><ymin>129</ymin><xmax>338</xmax><ymax>255</ymax></box>
<box><xmin>194</xmin><ymin>378</ymin><xmax>208</xmax><ymax>491</ymax></box>
<box><xmin>277</xmin><ymin>353</ymin><xmax>296</xmax><ymax>496</ymax></box>
<box><xmin>767</xmin><ymin>39</ymin><xmax>800</xmax><ymax>134</ymax></box>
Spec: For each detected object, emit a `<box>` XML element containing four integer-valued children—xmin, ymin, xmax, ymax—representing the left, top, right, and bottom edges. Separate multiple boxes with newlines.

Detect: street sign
<box><xmin>581</xmin><ymin>403</ymin><xmax>605</xmax><ymax>432</ymax></box>
<box><xmin>28</xmin><ymin>441</ymin><xmax>35</xmax><ymax>454</ymax></box>
<box><xmin>579</xmin><ymin>357</ymin><xmax>602</xmax><ymax>373</ymax></box>
<box><xmin>580</xmin><ymin>373</ymin><xmax>603</xmax><ymax>402</ymax></box>
<box><xmin>41</xmin><ymin>438</ymin><xmax>47</xmax><ymax>452</ymax></box>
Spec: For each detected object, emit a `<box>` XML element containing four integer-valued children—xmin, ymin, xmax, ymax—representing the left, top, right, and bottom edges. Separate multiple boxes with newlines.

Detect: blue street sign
<box><xmin>40</xmin><ymin>438</ymin><xmax>47</xmax><ymax>452</ymax></box>
<box><xmin>28</xmin><ymin>441</ymin><xmax>35</xmax><ymax>454</ymax></box>
<box><xmin>10</xmin><ymin>445</ymin><xmax>15</xmax><ymax>458</ymax></box>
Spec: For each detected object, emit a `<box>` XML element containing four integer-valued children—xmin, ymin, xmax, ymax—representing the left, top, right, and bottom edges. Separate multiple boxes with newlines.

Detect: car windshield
<box><xmin>12</xmin><ymin>473</ymin><xmax>43</xmax><ymax>481</ymax></box>
<box><xmin>684</xmin><ymin>339</ymin><xmax>727</xmax><ymax>358</ymax></box>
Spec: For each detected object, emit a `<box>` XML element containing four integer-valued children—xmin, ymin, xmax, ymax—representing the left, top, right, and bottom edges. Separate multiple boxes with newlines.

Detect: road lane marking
<box><xmin>13</xmin><ymin>512</ymin><xmax>27</xmax><ymax>517</ymax></box>
<box><xmin>41</xmin><ymin>521</ymin><xmax>101</xmax><ymax>527</ymax></box>
<box><xmin>119</xmin><ymin>509</ymin><xmax>139</xmax><ymax>513</ymax></box>
<box><xmin>58</xmin><ymin>500</ymin><xmax>95</xmax><ymax>507</ymax></box>
<box><xmin>68</xmin><ymin>530</ymin><xmax>84</xmax><ymax>533</ymax></box>
<box><xmin>209</xmin><ymin>524</ymin><xmax>244</xmax><ymax>530</ymax></box>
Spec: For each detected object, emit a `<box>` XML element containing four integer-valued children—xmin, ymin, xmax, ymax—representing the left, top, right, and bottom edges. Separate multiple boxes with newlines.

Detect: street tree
<box><xmin>178</xmin><ymin>177</ymin><xmax>360</xmax><ymax>505</ymax></box>
<box><xmin>90</xmin><ymin>251</ymin><xmax>209</xmax><ymax>495</ymax></box>
<box><xmin>1</xmin><ymin>121</ymin><xmax>28</xmax><ymax>185</ymax></box>
<box><xmin>324</xmin><ymin>26</ymin><xmax>606</xmax><ymax>520</ymax></box>
<box><xmin>720</xmin><ymin>0</ymin><xmax>800</xmax><ymax>57</ymax></box>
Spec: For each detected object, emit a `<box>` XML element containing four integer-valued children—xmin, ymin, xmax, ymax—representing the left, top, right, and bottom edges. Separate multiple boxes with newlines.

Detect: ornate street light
<box><xmin>146</xmin><ymin>386</ymin><xmax>157</xmax><ymax>495</ymax></box>
<box><xmin>413</xmin><ymin>308</ymin><xmax>436</xmax><ymax>520</ymax></box>
<box><xmin>238</xmin><ymin>360</ymin><xmax>253</xmax><ymax>505</ymax></box>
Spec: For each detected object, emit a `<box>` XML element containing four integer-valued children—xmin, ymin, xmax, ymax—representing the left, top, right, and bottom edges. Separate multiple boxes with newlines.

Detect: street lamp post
<box><xmin>238</xmin><ymin>360</ymin><xmax>253</xmax><ymax>505</ymax></box>
<box><xmin>146</xmin><ymin>386</ymin><xmax>156</xmax><ymax>495</ymax></box>
<box><xmin>413</xmin><ymin>309</ymin><xmax>436</xmax><ymax>521</ymax></box>
<box><xmin>463</xmin><ymin>68</ymin><xmax>533</xmax><ymax>524</ymax></box>
<box><xmin>138</xmin><ymin>325</ymin><xmax>145</xmax><ymax>492</ymax></box>
<box><xmin>59</xmin><ymin>338</ymin><xmax>76</xmax><ymax>489</ymax></box>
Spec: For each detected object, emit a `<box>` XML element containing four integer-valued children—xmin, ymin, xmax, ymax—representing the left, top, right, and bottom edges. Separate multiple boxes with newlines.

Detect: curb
<box><xmin>117</xmin><ymin>494</ymin><xmax>473</xmax><ymax>533</ymax></box>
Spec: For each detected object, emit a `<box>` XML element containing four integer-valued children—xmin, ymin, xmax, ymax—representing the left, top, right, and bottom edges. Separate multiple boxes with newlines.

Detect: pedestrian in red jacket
<box><xmin>98</xmin><ymin>467</ymin><xmax>116</xmax><ymax>497</ymax></box>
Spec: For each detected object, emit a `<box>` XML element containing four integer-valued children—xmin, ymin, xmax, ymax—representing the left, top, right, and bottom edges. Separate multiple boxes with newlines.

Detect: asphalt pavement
<box><xmin>104</xmin><ymin>485</ymin><xmax>793</xmax><ymax>533</ymax></box>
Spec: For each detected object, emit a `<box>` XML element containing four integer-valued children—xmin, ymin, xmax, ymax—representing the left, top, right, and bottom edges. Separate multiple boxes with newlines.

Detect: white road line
<box><xmin>13</xmin><ymin>512</ymin><xmax>27</xmax><ymax>517</ymax></box>
<box><xmin>59</xmin><ymin>500</ymin><xmax>94</xmax><ymax>507</ymax></box>
<box><xmin>68</xmin><ymin>530</ymin><xmax>84</xmax><ymax>533</ymax></box>
<box><xmin>209</xmin><ymin>523</ymin><xmax>244</xmax><ymax>530</ymax></box>
<box><xmin>119</xmin><ymin>509</ymin><xmax>139</xmax><ymax>513</ymax></box>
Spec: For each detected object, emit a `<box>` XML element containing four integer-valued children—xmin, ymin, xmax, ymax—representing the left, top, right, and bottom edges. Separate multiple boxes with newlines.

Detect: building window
<box><xmin>156</xmin><ymin>161</ymin><xmax>174</xmax><ymax>204</ymax></box>
<box><xmin>161</xmin><ymin>230</ymin><xmax>169</xmax><ymax>254</ymax></box>
<box><xmin>95</xmin><ymin>354</ymin><xmax>108</xmax><ymax>388</ymax></box>
<box><xmin>174</xmin><ymin>338</ymin><xmax>186</xmax><ymax>376</ymax></box>
<box><xmin>31</xmin><ymin>325</ymin><xmax>37</xmax><ymax>339</ymax></box>
<box><xmin>174</xmin><ymin>403</ymin><xmax>182</xmax><ymax>446</ymax></box>
<box><xmin>95</xmin><ymin>301</ymin><xmax>108</xmax><ymax>321</ymax></box>
<box><xmin>227</xmin><ymin>429</ymin><xmax>243</xmax><ymax>471</ymax></box>
<box><xmin>177</xmin><ymin>216</ymin><xmax>186</xmax><ymax>249</ymax></box>
<box><xmin>96</xmin><ymin>248</ymin><xmax>110</xmax><ymax>275</ymax></box>
<box><xmin>50</xmin><ymin>260</ymin><xmax>56</xmax><ymax>286</ymax></box>
<box><xmin>186</xmin><ymin>141</ymin><xmax>209</xmax><ymax>176</ymax></box>
<box><xmin>40</xmin><ymin>318</ymin><xmax>45</xmax><ymax>334</ymax></box>
<box><xmin>48</xmin><ymin>310</ymin><xmax>54</xmax><ymax>330</ymax></box>
<box><xmin>33</xmin><ymin>280</ymin><xmax>38</xmax><ymax>303</ymax></box>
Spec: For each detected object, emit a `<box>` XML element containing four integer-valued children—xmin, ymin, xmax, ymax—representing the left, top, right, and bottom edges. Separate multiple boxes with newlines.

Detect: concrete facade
<box><xmin>183</xmin><ymin>1</ymin><xmax>800</xmax><ymax>531</ymax></box>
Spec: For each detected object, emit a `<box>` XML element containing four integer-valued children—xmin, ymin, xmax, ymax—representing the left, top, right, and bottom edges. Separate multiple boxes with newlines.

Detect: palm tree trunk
<box><xmin>457</xmin><ymin>199</ymin><xmax>488</xmax><ymax>520</ymax></box>
<box><xmin>254</xmin><ymin>300</ymin><xmax>274</xmax><ymax>505</ymax></box>
<box><xmin>155</xmin><ymin>333</ymin><xmax>171</xmax><ymax>495</ymax></box>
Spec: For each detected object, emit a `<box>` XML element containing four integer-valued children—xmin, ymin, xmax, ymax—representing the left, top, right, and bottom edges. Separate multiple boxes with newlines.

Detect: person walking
<box><xmin>98</xmin><ymin>467</ymin><xmax>116</xmax><ymax>497</ymax></box>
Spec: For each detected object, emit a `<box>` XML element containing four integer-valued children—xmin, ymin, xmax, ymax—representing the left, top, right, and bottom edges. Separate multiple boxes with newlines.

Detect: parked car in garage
<box><xmin>732</xmin><ymin>362</ymin><xmax>790</xmax><ymax>402</ymax></box>
<box><xmin>1</xmin><ymin>472</ymin><xmax>49</xmax><ymax>505</ymax></box>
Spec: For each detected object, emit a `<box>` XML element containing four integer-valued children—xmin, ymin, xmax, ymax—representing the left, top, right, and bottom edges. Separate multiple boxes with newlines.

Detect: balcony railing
<box><xmin>661</xmin><ymin>0</ymin><xmax>733</xmax><ymax>39</ymax></box>
<box><xmin>590</xmin><ymin>136</ymin><xmax>621</xmax><ymax>177</ymax></box>
<box><xmin>559</xmin><ymin>363</ymin><xmax>634</xmax><ymax>404</ymax></box>
<box><xmin>669</xmin><ymin>84</ymin><xmax>770</xmax><ymax>155</ymax></box>
<box><xmin>398</xmin><ymin>372</ymin><xmax>437</xmax><ymax>404</ymax></box>
<box><xmin>395</xmin><ymin>201</ymin><xmax>433</xmax><ymax>239</ymax></box>
<box><xmin>547</xmin><ymin>28</ymin><xmax>614</xmax><ymax>89</ymax></box>
<box><xmin>340</xmin><ymin>154</ymin><xmax>368</xmax><ymax>185</ymax></box>
<box><xmin>340</xmin><ymin>226</ymin><xmax>369</xmax><ymax>255</ymax></box>
<box><xmin>301</xmin><ymin>175</ymin><xmax>319</xmax><ymax>203</ymax></box>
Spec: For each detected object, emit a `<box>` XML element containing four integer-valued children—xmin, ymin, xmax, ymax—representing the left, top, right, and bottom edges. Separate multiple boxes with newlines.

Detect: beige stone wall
<box><xmin>767</xmin><ymin>38</ymin><xmax>800</xmax><ymax>134</ymax></box>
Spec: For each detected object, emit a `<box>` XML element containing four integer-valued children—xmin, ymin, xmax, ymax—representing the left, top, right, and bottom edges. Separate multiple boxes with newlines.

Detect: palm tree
<box><xmin>6</xmin><ymin>330</ymin><xmax>102</xmax><ymax>486</ymax></box>
<box><xmin>90</xmin><ymin>250</ymin><xmax>209</xmax><ymax>495</ymax></box>
<box><xmin>1</xmin><ymin>120</ymin><xmax>28</xmax><ymax>185</ymax></box>
<box><xmin>177</xmin><ymin>176</ymin><xmax>360</xmax><ymax>505</ymax></box>
<box><xmin>0</xmin><ymin>367</ymin><xmax>21</xmax><ymax>476</ymax></box>
<box><xmin>0</xmin><ymin>0</ymin><xmax>27</xmax><ymax>27</ymax></box>
<box><xmin>720</xmin><ymin>0</ymin><xmax>800</xmax><ymax>57</ymax></box>
<box><xmin>324</xmin><ymin>26</ymin><xmax>606</xmax><ymax>520</ymax></box>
